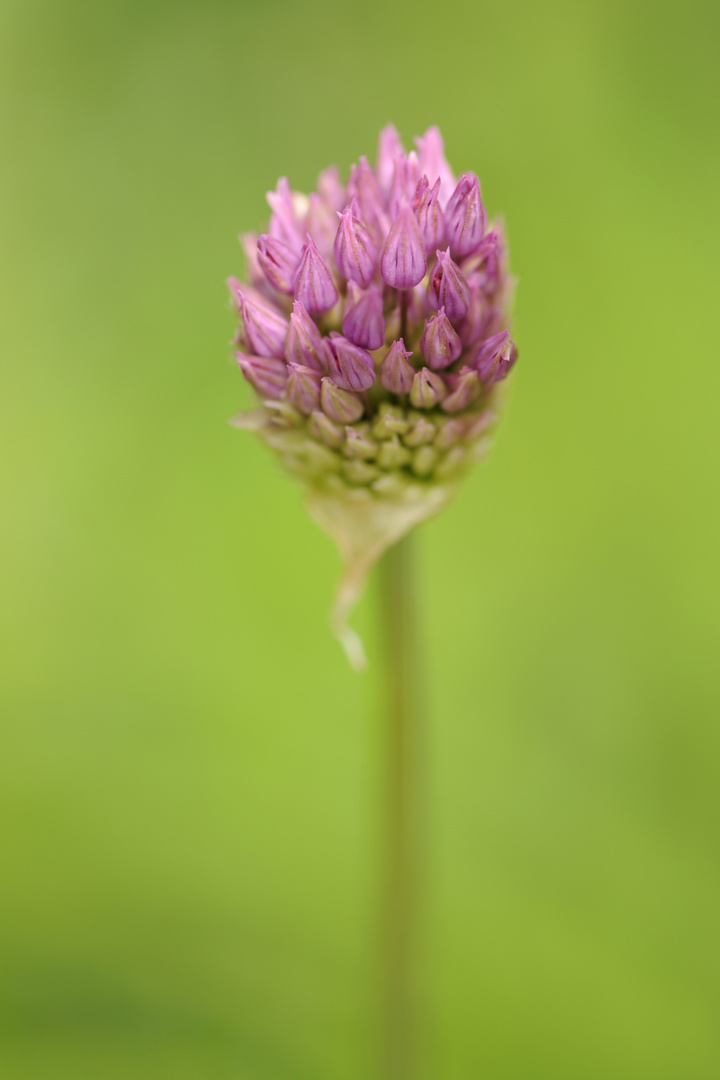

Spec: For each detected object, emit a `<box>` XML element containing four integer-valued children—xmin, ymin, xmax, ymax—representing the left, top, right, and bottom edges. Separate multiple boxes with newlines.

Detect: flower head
<box><xmin>228</xmin><ymin>127</ymin><xmax>518</xmax><ymax>666</ymax></box>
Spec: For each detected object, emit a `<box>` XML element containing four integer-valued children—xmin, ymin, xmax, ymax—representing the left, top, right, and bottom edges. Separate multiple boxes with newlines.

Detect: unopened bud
<box><xmin>343</xmin><ymin>458</ymin><xmax>381</xmax><ymax>485</ymax></box>
<box><xmin>429</xmin><ymin>248</ymin><xmax>471</xmax><ymax>321</ymax></box>
<box><xmin>347</xmin><ymin>157</ymin><xmax>388</xmax><ymax>240</ymax></box>
<box><xmin>411</xmin><ymin>445</ymin><xmax>438</xmax><ymax>477</ymax></box>
<box><xmin>441</xmin><ymin>368</ymin><xmax>480</xmax><ymax>413</ymax></box>
<box><xmin>286</xmin><ymin>364</ymin><xmax>322</xmax><ymax>415</ymax></box>
<box><xmin>376</xmin><ymin>125</ymin><xmax>405</xmax><ymax>197</ymax></box>
<box><xmin>285</xmin><ymin>300</ymin><xmax>329</xmax><ymax>373</ymax></box>
<box><xmin>229</xmin><ymin>279</ymin><xmax>289</xmax><ymax>357</ymax></box>
<box><xmin>414</xmin><ymin>176</ymin><xmax>445</xmax><ymax>254</ymax></box>
<box><xmin>320</xmin><ymin>377</ymin><xmax>364</xmax><ymax>423</ymax></box>
<box><xmin>344</xmin><ymin>425</ymin><xmax>378</xmax><ymax>460</ymax></box>
<box><xmin>305</xmin><ymin>193</ymin><xmax>338</xmax><ymax>259</ymax></box>
<box><xmin>388</xmin><ymin>151</ymin><xmax>421</xmax><ymax>218</ymax></box>
<box><xmin>420</xmin><ymin>310</ymin><xmax>462</xmax><ymax>371</ymax></box>
<box><xmin>294</xmin><ymin>234</ymin><xmax>339</xmax><ymax>314</ymax></box>
<box><xmin>236</xmin><ymin>353</ymin><xmax>288</xmax><ymax>399</ymax></box>
<box><xmin>414</xmin><ymin>126</ymin><xmax>456</xmax><ymax>205</ymax></box>
<box><xmin>342</xmin><ymin>284</ymin><xmax>385</xmax><ymax>350</ymax></box>
<box><xmin>473</xmin><ymin>331</ymin><xmax>518</xmax><ymax>384</ymax></box>
<box><xmin>334</xmin><ymin>203</ymin><xmax>379</xmax><ymax>288</ymax></box>
<box><xmin>326</xmin><ymin>332</ymin><xmax>376</xmax><ymax>392</ymax></box>
<box><xmin>317</xmin><ymin>166</ymin><xmax>346</xmax><ymax>212</ymax></box>
<box><xmin>266</xmin><ymin>177</ymin><xmax>304</xmax><ymax>254</ymax></box>
<box><xmin>257</xmin><ymin>234</ymin><xmax>299</xmax><ymax>294</ymax></box>
<box><xmin>434</xmin><ymin>417</ymin><xmax>467</xmax><ymax>449</ymax></box>
<box><xmin>371</xmin><ymin>403</ymin><xmax>410</xmax><ymax>439</ymax></box>
<box><xmin>380</xmin><ymin>204</ymin><xmax>427</xmax><ymax>289</ymax></box>
<box><xmin>458</xmin><ymin>283</ymin><xmax>489</xmax><ymax>347</ymax></box>
<box><xmin>376</xmin><ymin>435</ymin><xmax>412</xmax><ymax>470</ymax></box>
<box><xmin>445</xmin><ymin>173</ymin><xmax>487</xmax><ymax>257</ymax></box>
<box><xmin>379</xmin><ymin>338</ymin><xmax>415</xmax><ymax>394</ymax></box>
<box><xmin>410</xmin><ymin>367</ymin><xmax>448</xmax><ymax>409</ymax></box>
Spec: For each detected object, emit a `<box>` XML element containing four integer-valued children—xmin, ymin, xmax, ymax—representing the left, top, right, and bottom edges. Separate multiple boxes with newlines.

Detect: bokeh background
<box><xmin>2</xmin><ymin>0</ymin><xmax>720</xmax><ymax>1076</ymax></box>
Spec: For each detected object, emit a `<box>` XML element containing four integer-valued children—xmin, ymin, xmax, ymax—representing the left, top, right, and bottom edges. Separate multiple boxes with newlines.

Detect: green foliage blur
<box><xmin>2</xmin><ymin>0</ymin><xmax>720</xmax><ymax>1076</ymax></box>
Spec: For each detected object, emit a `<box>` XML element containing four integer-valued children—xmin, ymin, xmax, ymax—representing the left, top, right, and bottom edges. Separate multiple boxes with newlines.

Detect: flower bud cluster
<box><xmin>229</xmin><ymin>126</ymin><xmax>517</xmax><ymax>498</ymax></box>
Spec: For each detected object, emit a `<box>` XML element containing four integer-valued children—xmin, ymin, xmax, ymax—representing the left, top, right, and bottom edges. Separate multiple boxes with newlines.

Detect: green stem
<box><xmin>378</xmin><ymin>532</ymin><xmax>423</xmax><ymax>1080</ymax></box>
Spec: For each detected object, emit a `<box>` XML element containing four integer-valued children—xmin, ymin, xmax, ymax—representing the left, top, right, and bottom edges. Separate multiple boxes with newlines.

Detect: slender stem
<box><xmin>399</xmin><ymin>289</ymin><xmax>409</xmax><ymax>344</ymax></box>
<box><xmin>378</xmin><ymin>532</ymin><xmax>423</xmax><ymax>1080</ymax></box>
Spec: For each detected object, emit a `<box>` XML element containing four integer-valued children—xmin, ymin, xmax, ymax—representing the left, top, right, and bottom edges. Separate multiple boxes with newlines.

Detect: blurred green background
<box><xmin>2</xmin><ymin>0</ymin><xmax>720</xmax><ymax>1076</ymax></box>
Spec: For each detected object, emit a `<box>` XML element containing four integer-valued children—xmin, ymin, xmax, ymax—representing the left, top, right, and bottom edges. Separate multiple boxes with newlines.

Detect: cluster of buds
<box><xmin>228</xmin><ymin>126</ymin><xmax>517</xmax><ymax>665</ymax></box>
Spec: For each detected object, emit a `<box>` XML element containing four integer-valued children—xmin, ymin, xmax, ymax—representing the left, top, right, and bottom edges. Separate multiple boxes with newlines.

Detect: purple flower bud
<box><xmin>286</xmin><ymin>363</ymin><xmax>322</xmax><ymax>415</ymax></box>
<box><xmin>256</xmin><ymin>234</ymin><xmax>299</xmax><ymax>295</ymax></box>
<box><xmin>410</xmin><ymin>367</ymin><xmax>447</xmax><ymax>409</ymax></box>
<box><xmin>441</xmin><ymin>368</ymin><xmax>480</xmax><ymax>413</ymax></box>
<box><xmin>236</xmin><ymin>353</ymin><xmax>288</xmax><ymax>399</ymax></box>
<box><xmin>472</xmin><ymin>331</ymin><xmax>518</xmax><ymax>384</ymax></box>
<box><xmin>266</xmin><ymin>177</ymin><xmax>304</xmax><ymax>254</ymax></box>
<box><xmin>379</xmin><ymin>338</ymin><xmax>415</xmax><ymax>394</ymax></box>
<box><xmin>284</xmin><ymin>300</ymin><xmax>329</xmax><ymax>373</ymax></box>
<box><xmin>342</xmin><ymin>284</ymin><xmax>385</xmax><ymax>351</ymax></box>
<box><xmin>240</xmin><ymin>233</ymin><xmax>269</xmax><ymax>292</ymax></box>
<box><xmin>414</xmin><ymin>176</ymin><xmax>445</xmax><ymax>254</ymax></box>
<box><xmin>380</xmin><ymin>204</ymin><xmax>427</xmax><ymax>290</ymax></box>
<box><xmin>420</xmin><ymin>309</ymin><xmax>463</xmax><ymax>370</ymax></box>
<box><xmin>334</xmin><ymin>204</ymin><xmax>378</xmax><ymax>288</ymax></box>
<box><xmin>429</xmin><ymin>249</ymin><xmax>472</xmax><ymax>321</ymax></box>
<box><xmin>458</xmin><ymin>282</ymin><xmax>489</xmax><ymax>347</ymax></box>
<box><xmin>462</xmin><ymin>229</ymin><xmax>503</xmax><ymax>295</ymax></box>
<box><xmin>317</xmin><ymin>165</ymin><xmax>346</xmax><ymax>212</ymax></box>
<box><xmin>229</xmin><ymin>278</ymin><xmax>289</xmax><ymax>357</ymax></box>
<box><xmin>376</xmin><ymin>124</ymin><xmax>405</xmax><ymax>197</ymax></box>
<box><xmin>413</xmin><ymin>174</ymin><xmax>429</xmax><ymax>205</ymax></box>
<box><xmin>305</xmin><ymin>193</ymin><xmax>338</xmax><ymax>260</ymax></box>
<box><xmin>388</xmin><ymin>151</ymin><xmax>421</xmax><ymax>219</ymax></box>
<box><xmin>414</xmin><ymin>127</ymin><xmax>456</xmax><ymax>206</ymax></box>
<box><xmin>445</xmin><ymin>173</ymin><xmax>487</xmax><ymax>258</ymax></box>
<box><xmin>321</xmin><ymin>377</ymin><xmax>364</xmax><ymax>424</ymax></box>
<box><xmin>293</xmin><ymin>234</ymin><xmax>339</xmax><ymax>315</ymax></box>
<box><xmin>326</xmin><ymin>332</ymin><xmax>376</xmax><ymax>391</ymax></box>
<box><xmin>348</xmin><ymin>157</ymin><xmax>388</xmax><ymax>240</ymax></box>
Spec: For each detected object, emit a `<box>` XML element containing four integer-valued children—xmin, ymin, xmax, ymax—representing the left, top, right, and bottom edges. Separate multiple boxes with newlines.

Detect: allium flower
<box><xmin>228</xmin><ymin>125</ymin><xmax>518</xmax><ymax>666</ymax></box>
